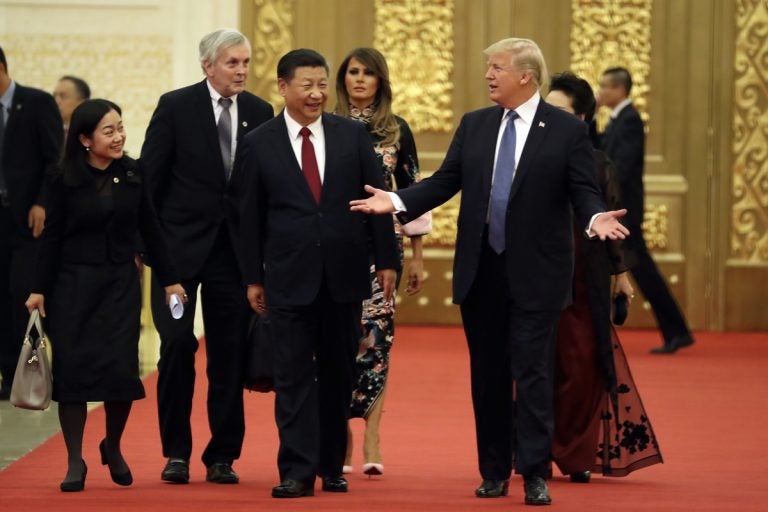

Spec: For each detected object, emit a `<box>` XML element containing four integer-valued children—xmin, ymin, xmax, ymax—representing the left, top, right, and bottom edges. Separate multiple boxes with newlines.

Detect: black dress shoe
<box><xmin>161</xmin><ymin>458</ymin><xmax>190</xmax><ymax>484</ymax></box>
<box><xmin>60</xmin><ymin>460</ymin><xmax>87</xmax><ymax>492</ymax></box>
<box><xmin>321</xmin><ymin>475</ymin><xmax>348</xmax><ymax>492</ymax></box>
<box><xmin>272</xmin><ymin>479</ymin><xmax>314</xmax><ymax>498</ymax></box>
<box><xmin>475</xmin><ymin>479</ymin><xmax>510</xmax><ymax>497</ymax></box>
<box><xmin>206</xmin><ymin>462</ymin><xmax>239</xmax><ymax>484</ymax></box>
<box><xmin>569</xmin><ymin>470</ymin><xmax>591</xmax><ymax>483</ymax></box>
<box><xmin>650</xmin><ymin>334</ymin><xmax>695</xmax><ymax>354</ymax></box>
<box><xmin>99</xmin><ymin>439</ymin><xmax>133</xmax><ymax>486</ymax></box>
<box><xmin>523</xmin><ymin>475</ymin><xmax>552</xmax><ymax>506</ymax></box>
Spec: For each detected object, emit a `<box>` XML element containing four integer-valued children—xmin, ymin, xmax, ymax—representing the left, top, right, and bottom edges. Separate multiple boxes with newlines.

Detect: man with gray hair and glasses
<box><xmin>351</xmin><ymin>37</ymin><xmax>630</xmax><ymax>506</ymax></box>
<box><xmin>141</xmin><ymin>28</ymin><xmax>273</xmax><ymax>485</ymax></box>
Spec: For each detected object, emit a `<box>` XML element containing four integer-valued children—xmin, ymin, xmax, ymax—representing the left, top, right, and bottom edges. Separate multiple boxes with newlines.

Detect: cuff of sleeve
<box><xmin>585</xmin><ymin>212</ymin><xmax>603</xmax><ymax>239</ymax></box>
<box><xmin>389</xmin><ymin>192</ymin><xmax>406</xmax><ymax>213</ymax></box>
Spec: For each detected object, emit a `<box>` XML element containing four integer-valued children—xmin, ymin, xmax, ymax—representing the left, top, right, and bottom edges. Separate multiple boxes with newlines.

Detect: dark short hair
<box><xmin>602</xmin><ymin>67</ymin><xmax>633</xmax><ymax>95</ymax></box>
<box><xmin>277</xmin><ymin>49</ymin><xmax>328</xmax><ymax>81</ymax></box>
<box><xmin>549</xmin><ymin>71</ymin><xmax>596</xmax><ymax>122</ymax></box>
<box><xmin>0</xmin><ymin>46</ymin><xmax>7</xmax><ymax>74</ymax></box>
<box><xmin>60</xmin><ymin>75</ymin><xmax>91</xmax><ymax>100</ymax></box>
<box><xmin>61</xmin><ymin>99</ymin><xmax>122</xmax><ymax>186</ymax></box>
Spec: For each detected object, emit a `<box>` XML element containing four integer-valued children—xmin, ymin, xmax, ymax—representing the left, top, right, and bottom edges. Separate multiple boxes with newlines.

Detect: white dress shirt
<box><xmin>283</xmin><ymin>110</ymin><xmax>326</xmax><ymax>182</ymax></box>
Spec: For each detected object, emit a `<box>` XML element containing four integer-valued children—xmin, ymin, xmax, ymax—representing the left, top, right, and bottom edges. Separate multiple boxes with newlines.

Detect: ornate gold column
<box><xmin>731</xmin><ymin>0</ymin><xmax>768</xmax><ymax>263</ymax></box>
<box><xmin>241</xmin><ymin>0</ymin><xmax>295</xmax><ymax>110</ymax></box>
<box><xmin>570</xmin><ymin>0</ymin><xmax>653</xmax><ymax>128</ymax></box>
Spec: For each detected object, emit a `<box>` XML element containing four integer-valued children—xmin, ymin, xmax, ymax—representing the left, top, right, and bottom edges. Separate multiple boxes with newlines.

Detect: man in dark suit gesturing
<box><xmin>141</xmin><ymin>28</ymin><xmax>273</xmax><ymax>484</ymax></box>
<box><xmin>351</xmin><ymin>38</ymin><xmax>629</xmax><ymax>506</ymax></box>
<box><xmin>0</xmin><ymin>47</ymin><xmax>62</xmax><ymax>399</ymax></box>
<box><xmin>239</xmin><ymin>49</ymin><xmax>399</xmax><ymax>498</ymax></box>
<box><xmin>597</xmin><ymin>67</ymin><xmax>694</xmax><ymax>354</ymax></box>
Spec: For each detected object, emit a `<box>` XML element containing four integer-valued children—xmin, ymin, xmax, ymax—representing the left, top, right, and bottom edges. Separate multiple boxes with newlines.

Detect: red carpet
<box><xmin>1</xmin><ymin>327</ymin><xmax>767</xmax><ymax>511</ymax></box>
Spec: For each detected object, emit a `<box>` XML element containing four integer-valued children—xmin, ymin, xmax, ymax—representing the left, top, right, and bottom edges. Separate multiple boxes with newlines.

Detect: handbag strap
<box><xmin>25</xmin><ymin>309</ymin><xmax>44</xmax><ymax>343</ymax></box>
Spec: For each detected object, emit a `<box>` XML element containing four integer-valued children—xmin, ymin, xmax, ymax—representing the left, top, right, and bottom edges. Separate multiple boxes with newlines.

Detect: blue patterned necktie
<box><xmin>488</xmin><ymin>110</ymin><xmax>519</xmax><ymax>254</ymax></box>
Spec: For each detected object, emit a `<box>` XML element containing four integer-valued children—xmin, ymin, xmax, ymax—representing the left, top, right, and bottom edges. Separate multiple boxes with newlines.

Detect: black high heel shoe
<box><xmin>60</xmin><ymin>461</ymin><xmax>87</xmax><ymax>492</ymax></box>
<box><xmin>99</xmin><ymin>439</ymin><xmax>133</xmax><ymax>486</ymax></box>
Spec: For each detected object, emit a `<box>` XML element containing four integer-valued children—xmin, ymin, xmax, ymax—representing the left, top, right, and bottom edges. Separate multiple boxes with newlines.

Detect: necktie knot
<box><xmin>507</xmin><ymin>110</ymin><xmax>519</xmax><ymax>124</ymax></box>
<box><xmin>299</xmin><ymin>126</ymin><xmax>312</xmax><ymax>139</ymax></box>
<box><xmin>219</xmin><ymin>97</ymin><xmax>233</xmax><ymax>109</ymax></box>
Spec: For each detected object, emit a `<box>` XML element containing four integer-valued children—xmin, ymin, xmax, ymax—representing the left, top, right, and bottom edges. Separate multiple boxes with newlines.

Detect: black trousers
<box><xmin>0</xmin><ymin>206</ymin><xmax>36</xmax><ymax>391</ymax></box>
<box><xmin>627</xmin><ymin>227</ymin><xmax>691</xmax><ymax>345</ymax></box>
<box><xmin>151</xmin><ymin>227</ymin><xmax>248</xmax><ymax>467</ymax></box>
<box><xmin>459</xmin><ymin>240</ymin><xmax>558</xmax><ymax>480</ymax></box>
<box><xmin>269</xmin><ymin>280</ymin><xmax>361</xmax><ymax>485</ymax></box>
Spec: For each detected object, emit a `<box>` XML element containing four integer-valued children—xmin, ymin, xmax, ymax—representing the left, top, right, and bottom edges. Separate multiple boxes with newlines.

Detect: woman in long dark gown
<box><xmin>25</xmin><ymin>99</ymin><xmax>186</xmax><ymax>492</ymax></box>
<box><xmin>545</xmin><ymin>72</ymin><xmax>663</xmax><ymax>482</ymax></box>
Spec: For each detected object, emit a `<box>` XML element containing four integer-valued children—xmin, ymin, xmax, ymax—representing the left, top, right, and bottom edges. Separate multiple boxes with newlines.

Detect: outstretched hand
<box><xmin>350</xmin><ymin>185</ymin><xmax>396</xmax><ymax>214</ymax></box>
<box><xmin>592</xmin><ymin>209</ymin><xmax>630</xmax><ymax>240</ymax></box>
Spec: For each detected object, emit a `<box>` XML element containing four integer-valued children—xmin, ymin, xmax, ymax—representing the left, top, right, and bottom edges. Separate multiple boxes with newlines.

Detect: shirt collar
<box><xmin>611</xmin><ymin>98</ymin><xmax>632</xmax><ymax>118</ymax></box>
<box><xmin>0</xmin><ymin>80</ymin><xmax>16</xmax><ymax>113</ymax></box>
<box><xmin>504</xmin><ymin>91</ymin><xmax>540</xmax><ymax>125</ymax></box>
<box><xmin>205</xmin><ymin>80</ymin><xmax>237</xmax><ymax>104</ymax></box>
<box><xmin>283</xmin><ymin>109</ymin><xmax>323</xmax><ymax>139</ymax></box>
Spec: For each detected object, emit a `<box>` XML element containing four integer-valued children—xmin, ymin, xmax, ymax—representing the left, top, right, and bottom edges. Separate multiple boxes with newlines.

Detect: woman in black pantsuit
<box><xmin>25</xmin><ymin>99</ymin><xmax>185</xmax><ymax>492</ymax></box>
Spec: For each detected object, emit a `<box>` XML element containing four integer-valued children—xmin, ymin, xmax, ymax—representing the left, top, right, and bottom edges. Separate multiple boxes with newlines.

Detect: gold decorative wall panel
<box><xmin>373</xmin><ymin>0</ymin><xmax>454</xmax><ymax>133</ymax></box>
<box><xmin>570</xmin><ymin>0</ymin><xmax>652</xmax><ymax>129</ymax></box>
<box><xmin>643</xmin><ymin>203</ymin><xmax>669</xmax><ymax>251</ymax></box>
<box><xmin>245</xmin><ymin>0</ymin><xmax>294</xmax><ymax>110</ymax></box>
<box><xmin>2</xmin><ymin>34</ymin><xmax>172</xmax><ymax>155</ymax></box>
<box><xmin>731</xmin><ymin>0</ymin><xmax>768</xmax><ymax>262</ymax></box>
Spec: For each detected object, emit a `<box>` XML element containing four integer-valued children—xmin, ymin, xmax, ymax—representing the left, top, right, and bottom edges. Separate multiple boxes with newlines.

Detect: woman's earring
<box><xmin>84</xmin><ymin>146</ymin><xmax>90</xmax><ymax>151</ymax></box>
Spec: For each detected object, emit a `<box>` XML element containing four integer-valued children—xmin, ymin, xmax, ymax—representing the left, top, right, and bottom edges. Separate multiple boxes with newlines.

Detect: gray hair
<box><xmin>484</xmin><ymin>38</ymin><xmax>548</xmax><ymax>89</ymax></box>
<box><xmin>199</xmin><ymin>28</ymin><xmax>251</xmax><ymax>70</ymax></box>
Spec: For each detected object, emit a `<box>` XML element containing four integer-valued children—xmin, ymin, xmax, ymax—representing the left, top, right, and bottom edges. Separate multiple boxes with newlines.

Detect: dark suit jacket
<box><xmin>140</xmin><ymin>80</ymin><xmax>273</xmax><ymax>278</ymax></box>
<box><xmin>33</xmin><ymin>157</ymin><xmax>178</xmax><ymax>294</ymax></box>
<box><xmin>1</xmin><ymin>83</ymin><xmax>62</xmax><ymax>228</ymax></box>
<box><xmin>240</xmin><ymin>112</ymin><xmax>399</xmax><ymax>307</ymax></box>
<box><xmin>600</xmin><ymin>103</ymin><xmax>645</xmax><ymax>234</ymax></box>
<box><xmin>397</xmin><ymin>101</ymin><xmax>605</xmax><ymax>310</ymax></box>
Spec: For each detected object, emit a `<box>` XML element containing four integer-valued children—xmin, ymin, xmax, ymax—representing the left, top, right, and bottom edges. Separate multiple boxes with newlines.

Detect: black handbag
<box><xmin>10</xmin><ymin>310</ymin><xmax>53</xmax><ymax>410</ymax></box>
<box><xmin>243</xmin><ymin>312</ymin><xmax>274</xmax><ymax>393</ymax></box>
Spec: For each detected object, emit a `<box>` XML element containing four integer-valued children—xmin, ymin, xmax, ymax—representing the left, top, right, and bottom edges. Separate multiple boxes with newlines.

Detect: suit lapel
<box><xmin>508</xmin><ymin>102</ymin><xmax>551</xmax><ymax>201</ymax></box>
<box><xmin>320</xmin><ymin>113</ymin><xmax>339</xmax><ymax>205</ymax></box>
<box><xmin>5</xmin><ymin>84</ymin><xmax>28</xmax><ymax>135</ymax></box>
<box><xmin>194</xmin><ymin>81</ymin><xmax>227</xmax><ymax>181</ymax></box>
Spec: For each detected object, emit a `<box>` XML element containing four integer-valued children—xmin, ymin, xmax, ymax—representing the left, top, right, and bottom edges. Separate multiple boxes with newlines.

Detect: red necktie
<box><xmin>299</xmin><ymin>126</ymin><xmax>322</xmax><ymax>204</ymax></box>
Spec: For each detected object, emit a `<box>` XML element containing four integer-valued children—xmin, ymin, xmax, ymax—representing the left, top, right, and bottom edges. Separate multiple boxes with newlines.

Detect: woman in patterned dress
<box><xmin>335</xmin><ymin>47</ymin><xmax>431</xmax><ymax>476</ymax></box>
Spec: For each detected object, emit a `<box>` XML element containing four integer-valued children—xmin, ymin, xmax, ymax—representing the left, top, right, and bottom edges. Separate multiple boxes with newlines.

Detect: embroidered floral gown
<box><xmin>347</xmin><ymin>105</ymin><xmax>421</xmax><ymax>418</ymax></box>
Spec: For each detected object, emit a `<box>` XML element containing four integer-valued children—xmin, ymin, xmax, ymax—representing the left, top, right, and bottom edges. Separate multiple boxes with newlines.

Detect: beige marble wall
<box><xmin>0</xmin><ymin>0</ymin><xmax>239</xmax><ymax>154</ymax></box>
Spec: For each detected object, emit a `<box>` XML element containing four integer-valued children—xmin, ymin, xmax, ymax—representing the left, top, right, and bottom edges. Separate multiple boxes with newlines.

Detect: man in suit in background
<box><xmin>597</xmin><ymin>67</ymin><xmax>694</xmax><ymax>354</ymax></box>
<box><xmin>141</xmin><ymin>28</ymin><xmax>273</xmax><ymax>484</ymax></box>
<box><xmin>0</xmin><ymin>47</ymin><xmax>62</xmax><ymax>399</ymax></box>
<box><xmin>240</xmin><ymin>49</ymin><xmax>399</xmax><ymax>498</ymax></box>
<box><xmin>53</xmin><ymin>75</ymin><xmax>90</xmax><ymax>139</ymax></box>
<box><xmin>351</xmin><ymin>38</ymin><xmax>629</xmax><ymax>506</ymax></box>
